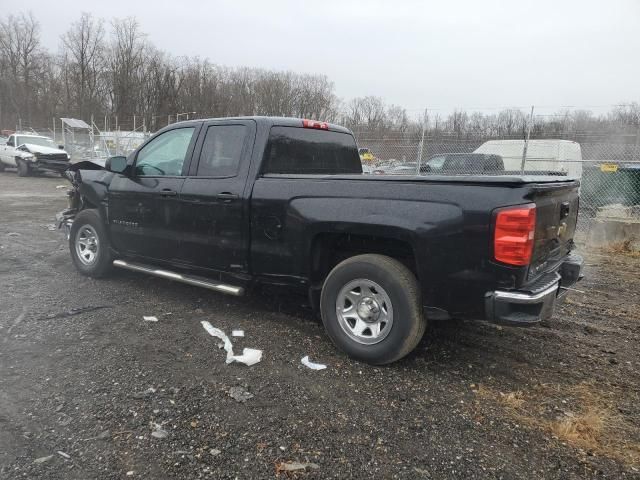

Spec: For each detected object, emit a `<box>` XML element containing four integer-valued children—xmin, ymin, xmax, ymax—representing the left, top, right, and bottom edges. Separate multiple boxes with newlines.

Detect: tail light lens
<box><xmin>302</xmin><ymin>119</ymin><xmax>329</xmax><ymax>130</ymax></box>
<box><xmin>494</xmin><ymin>204</ymin><xmax>536</xmax><ymax>266</ymax></box>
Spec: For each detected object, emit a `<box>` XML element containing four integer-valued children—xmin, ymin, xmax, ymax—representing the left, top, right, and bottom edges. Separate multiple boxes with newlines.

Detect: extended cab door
<box><xmin>176</xmin><ymin>119</ymin><xmax>256</xmax><ymax>273</ymax></box>
<box><xmin>107</xmin><ymin>125</ymin><xmax>200</xmax><ymax>261</ymax></box>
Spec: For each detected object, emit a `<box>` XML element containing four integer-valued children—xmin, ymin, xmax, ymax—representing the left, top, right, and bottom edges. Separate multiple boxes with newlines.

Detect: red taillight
<box><xmin>494</xmin><ymin>204</ymin><xmax>536</xmax><ymax>266</ymax></box>
<box><xmin>302</xmin><ymin>119</ymin><xmax>329</xmax><ymax>130</ymax></box>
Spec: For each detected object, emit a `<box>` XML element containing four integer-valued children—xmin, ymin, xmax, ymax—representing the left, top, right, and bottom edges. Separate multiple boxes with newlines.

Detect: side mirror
<box><xmin>58</xmin><ymin>145</ymin><xmax>65</xmax><ymax>150</ymax></box>
<box><xmin>105</xmin><ymin>156</ymin><xmax>127</xmax><ymax>174</ymax></box>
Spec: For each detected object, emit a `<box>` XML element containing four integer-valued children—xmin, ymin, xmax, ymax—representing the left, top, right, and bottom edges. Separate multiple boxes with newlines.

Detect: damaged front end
<box><xmin>55</xmin><ymin>161</ymin><xmax>109</xmax><ymax>239</ymax></box>
<box><xmin>18</xmin><ymin>144</ymin><xmax>71</xmax><ymax>173</ymax></box>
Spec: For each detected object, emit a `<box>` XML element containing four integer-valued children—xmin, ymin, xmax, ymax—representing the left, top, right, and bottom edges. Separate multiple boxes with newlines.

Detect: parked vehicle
<box><xmin>57</xmin><ymin>117</ymin><xmax>583</xmax><ymax>364</ymax></box>
<box><xmin>0</xmin><ymin>134</ymin><xmax>70</xmax><ymax>176</ymax></box>
<box><xmin>358</xmin><ymin>147</ymin><xmax>376</xmax><ymax>164</ymax></box>
<box><xmin>474</xmin><ymin>140</ymin><xmax>583</xmax><ymax>178</ymax></box>
<box><xmin>423</xmin><ymin>153</ymin><xmax>504</xmax><ymax>174</ymax></box>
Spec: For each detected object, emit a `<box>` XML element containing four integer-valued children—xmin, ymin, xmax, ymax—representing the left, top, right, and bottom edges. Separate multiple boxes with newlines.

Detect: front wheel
<box><xmin>320</xmin><ymin>254</ymin><xmax>426</xmax><ymax>365</ymax></box>
<box><xmin>16</xmin><ymin>159</ymin><xmax>30</xmax><ymax>177</ymax></box>
<box><xmin>69</xmin><ymin>209</ymin><xmax>112</xmax><ymax>278</ymax></box>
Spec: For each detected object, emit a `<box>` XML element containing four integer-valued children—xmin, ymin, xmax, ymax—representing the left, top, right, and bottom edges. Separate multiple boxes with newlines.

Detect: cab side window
<box><xmin>7</xmin><ymin>136</ymin><xmax>15</xmax><ymax>147</ymax></box>
<box><xmin>196</xmin><ymin>125</ymin><xmax>247</xmax><ymax>177</ymax></box>
<box><xmin>135</xmin><ymin>127</ymin><xmax>195</xmax><ymax>176</ymax></box>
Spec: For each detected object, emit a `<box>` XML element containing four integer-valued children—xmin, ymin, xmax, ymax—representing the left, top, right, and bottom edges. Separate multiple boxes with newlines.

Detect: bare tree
<box><xmin>0</xmin><ymin>12</ymin><xmax>42</xmax><ymax>126</ymax></box>
<box><xmin>108</xmin><ymin>17</ymin><xmax>147</xmax><ymax>121</ymax></box>
<box><xmin>60</xmin><ymin>12</ymin><xmax>106</xmax><ymax>119</ymax></box>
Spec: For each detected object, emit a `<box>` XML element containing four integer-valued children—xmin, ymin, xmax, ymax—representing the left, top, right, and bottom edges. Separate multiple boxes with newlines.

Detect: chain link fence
<box><xmin>14</xmin><ymin>117</ymin><xmax>151</xmax><ymax>165</ymax></box>
<box><xmin>354</xmin><ymin>136</ymin><xmax>640</xmax><ymax>241</ymax></box>
<box><xmin>8</xmin><ymin>117</ymin><xmax>640</xmax><ymax>246</ymax></box>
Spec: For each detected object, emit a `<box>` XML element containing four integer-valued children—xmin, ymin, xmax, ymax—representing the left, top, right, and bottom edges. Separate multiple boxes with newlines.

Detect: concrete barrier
<box><xmin>587</xmin><ymin>204</ymin><xmax>640</xmax><ymax>250</ymax></box>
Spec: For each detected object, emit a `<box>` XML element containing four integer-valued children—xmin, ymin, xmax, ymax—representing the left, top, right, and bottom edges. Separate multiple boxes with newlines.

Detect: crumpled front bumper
<box><xmin>31</xmin><ymin>158</ymin><xmax>70</xmax><ymax>173</ymax></box>
<box><xmin>485</xmin><ymin>254</ymin><xmax>584</xmax><ymax>325</ymax></box>
<box><xmin>55</xmin><ymin>209</ymin><xmax>76</xmax><ymax>240</ymax></box>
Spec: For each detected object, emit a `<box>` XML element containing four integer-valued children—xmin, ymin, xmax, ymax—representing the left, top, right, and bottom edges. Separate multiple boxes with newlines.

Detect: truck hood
<box><xmin>19</xmin><ymin>143</ymin><xmax>68</xmax><ymax>155</ymax></box>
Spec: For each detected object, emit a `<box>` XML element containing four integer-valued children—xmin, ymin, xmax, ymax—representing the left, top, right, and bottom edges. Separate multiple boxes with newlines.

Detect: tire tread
<box><xmin>321</xmin><ymin>254</ymin><xmax>427</xmax><ymax>364</ymax></box>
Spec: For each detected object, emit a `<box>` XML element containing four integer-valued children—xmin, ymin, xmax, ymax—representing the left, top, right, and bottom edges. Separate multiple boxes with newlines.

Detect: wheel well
<box><xmin>310</xmin><ymin>233</ymin><xmax>417</xmax><ymax>285</ymax></box>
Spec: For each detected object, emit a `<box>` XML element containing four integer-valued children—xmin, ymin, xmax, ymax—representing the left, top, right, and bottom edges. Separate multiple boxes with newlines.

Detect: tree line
<box><xmin>1</xmin><ymin>11</ymin><xmax>639</xmax><ymax>142</ymax></box>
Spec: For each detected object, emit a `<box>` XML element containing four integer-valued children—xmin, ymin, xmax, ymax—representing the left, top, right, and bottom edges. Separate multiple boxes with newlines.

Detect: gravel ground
<box><xmin>1</xmin><ymin>171</ymin><xmax>639</xmax><ymax>479</ymax></box>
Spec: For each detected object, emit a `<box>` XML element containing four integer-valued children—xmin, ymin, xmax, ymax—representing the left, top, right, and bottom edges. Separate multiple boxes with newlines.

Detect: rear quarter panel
<box><xmin>250</xmin><ymin>175</ymin><xmax>537</xmax><ymax>315</ymax></box>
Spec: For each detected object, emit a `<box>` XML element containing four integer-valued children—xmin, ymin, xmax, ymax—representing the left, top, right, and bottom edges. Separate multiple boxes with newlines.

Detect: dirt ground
<box><xmin>1</xmin><ymin>171</ymin><xmax>639</xmax><ymax>480</ymax></box>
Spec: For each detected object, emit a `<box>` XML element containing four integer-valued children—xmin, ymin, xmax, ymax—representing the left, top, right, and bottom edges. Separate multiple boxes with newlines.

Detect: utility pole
<box><xmin>90</xmin><ymin>114</ymin><xmax>95</xmax><ymax>157</ymax></box>
<box><xmin>416</xmin><ymin>108</ymin><xmax>428</xmax><ymax>175</ymax></box>
<box><xmin>521</xmin><ymin>106</ymin><xmax>535</xmax><ymax>174</ymax></box>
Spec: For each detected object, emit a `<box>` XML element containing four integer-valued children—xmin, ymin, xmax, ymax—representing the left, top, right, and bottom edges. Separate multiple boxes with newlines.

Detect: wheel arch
<box><xmin>309</xmin><ymin>230</ymin><xmax>419</xmax><ymax>283</ymax></box>
<box><xmin>307</xmin><ymin>228</ymin><xmax>424</xmax><ymax>312</ymax></box>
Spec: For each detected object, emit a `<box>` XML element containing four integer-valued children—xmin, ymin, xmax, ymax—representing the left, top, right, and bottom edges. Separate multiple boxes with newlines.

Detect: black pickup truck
<box><xmin>57</xmin><ymin>117</ymin><xmax>583</xmax><ymax>364</ymax></box>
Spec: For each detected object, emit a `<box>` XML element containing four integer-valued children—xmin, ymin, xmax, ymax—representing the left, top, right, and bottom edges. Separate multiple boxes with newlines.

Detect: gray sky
<box><xmin>17</xmin><ymin>0</ymin><xmax>640</xmax><ymax>116</ymax></box>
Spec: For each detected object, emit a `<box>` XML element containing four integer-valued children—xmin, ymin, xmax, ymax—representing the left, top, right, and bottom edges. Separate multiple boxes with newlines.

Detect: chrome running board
<box><xmin>112</xmin><ymin>259</ymin><xmax>244</xmax><ymax>296</ymax></box>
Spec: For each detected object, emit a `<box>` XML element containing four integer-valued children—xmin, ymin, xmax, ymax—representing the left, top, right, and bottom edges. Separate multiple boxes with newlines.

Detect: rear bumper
<box><xmin>485</xmin><ymin>254</ymin><xmax>584</xmax><ymax>325</ymax></box>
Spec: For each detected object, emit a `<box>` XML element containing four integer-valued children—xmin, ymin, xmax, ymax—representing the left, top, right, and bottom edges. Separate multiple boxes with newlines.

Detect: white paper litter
<box><xmin>301</xmin><ymin>356</ymin><xmax>327</xmax><ymax>370</ymax></box>
<box><xmin>151</xmin><ymin>423</ymin><xmax>168</xmax><ymax>439</ymax></box>
<box><xmin>232</xmin><ymin>348</ymin><xmax>262</xmax><ymax>366</ymax></box>
<box><xmin>55</xmin><ymin>185</ymin><xmax>67</xmax><ymax>189</ymax></box>
<box><xmin>201</xmin><ymin>321</ymin><xmax>262</xmax><ymax>366</ymax></box>
<box><xmin>231</xmin><ymin>329</ymin><xmax>244</xmax><ymax>337</ymax></box>
<box><xmin>143</xmin><ymin>316</ymin><xmax>158</xmax><ymax>322</ymax></box>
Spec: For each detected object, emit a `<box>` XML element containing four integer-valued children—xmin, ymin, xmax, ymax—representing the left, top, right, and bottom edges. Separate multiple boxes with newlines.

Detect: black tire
<box><xmin>16</xmin><ymin>159</ymin><xmax>30</xmax><ymax>177</ymax></box>
<box><xmin>320</xmin><ymin>254</ymin><xmax>426</xmax><ymax>365</ymax></box>
<box><xmin>0</xmin><ymin>161</ymin><xmax>5</xmax><ymax>172</ymax></box>
<box><xmin>69</xmin><ymin>209</ymin><xmax>113</xmax><ymax>278</ymax></box>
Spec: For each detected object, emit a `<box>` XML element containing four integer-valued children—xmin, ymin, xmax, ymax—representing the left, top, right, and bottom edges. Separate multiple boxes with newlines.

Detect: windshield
<box><xmin>17</xmin><ymin>136</ymin><xmax>56</xmax><ymax>148</ymax></box>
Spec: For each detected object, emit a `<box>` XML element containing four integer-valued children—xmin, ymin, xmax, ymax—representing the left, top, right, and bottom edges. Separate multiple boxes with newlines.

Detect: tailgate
<box><xmin>528</xmin><ymin>181</ymin><xmax>580</xmax><ymax>279</ymax></box>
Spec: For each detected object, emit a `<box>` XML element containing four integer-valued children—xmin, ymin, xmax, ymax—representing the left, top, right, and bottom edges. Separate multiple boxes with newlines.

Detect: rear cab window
<box><xmin>263</xmin><ymin>126</ymin><xmax>362</xmax><ymax>175</ymax></box>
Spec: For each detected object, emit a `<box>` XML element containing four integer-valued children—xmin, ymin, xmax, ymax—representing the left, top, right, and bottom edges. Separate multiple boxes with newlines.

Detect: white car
<box><xmin>0</xmin><ymin>134</ymin><xmax>71</xmax><ymax>176</ymax></box>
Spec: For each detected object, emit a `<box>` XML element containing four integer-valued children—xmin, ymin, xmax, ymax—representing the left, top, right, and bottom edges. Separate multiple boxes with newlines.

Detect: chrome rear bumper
<box><xmin>485</xmin><ymin>254</ymin><xmax>583</xmax><ymax>325</ymax></box>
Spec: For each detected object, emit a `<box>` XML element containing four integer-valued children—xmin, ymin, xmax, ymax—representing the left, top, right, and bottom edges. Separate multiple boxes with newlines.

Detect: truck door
<box><xmin>107</xmin><ymin>126</ymin><xmax>199</xmax><ymax>261</ymax></box>
<box><xmin>176</xmin><ymin>119</ymin><xmax>255</xmax><ymax>273</ymax></box>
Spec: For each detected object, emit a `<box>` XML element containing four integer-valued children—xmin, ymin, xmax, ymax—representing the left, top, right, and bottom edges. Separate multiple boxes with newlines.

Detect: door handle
<box><xmin>160</xmin><ymin>189</ymin><xmax>177</xmax><ymax>197</ymax></box>
<box><xmin>217</xmin><ymin>192</ymin><xmax>239</xmax><ymax>202</ymax></box>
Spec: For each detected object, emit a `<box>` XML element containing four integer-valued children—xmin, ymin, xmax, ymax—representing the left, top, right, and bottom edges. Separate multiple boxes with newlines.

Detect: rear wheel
<box><xmin>69</xmin><ymin>209</ymin><xmax>112</xmax><ymax>278</ymax></box>
<box><xmin>16</xmin><ymin>159</ymin><xmax>30</xmax><ymax>177</ymax></box>
<box><xmin>0</xmin><ymin>161</ymin><xmax>5</xmax><ymax>172</ymax></box>
<box><xmin>320</xmin><ymin>254</ymin><xmax>426</xmax><ymax>365</ymax></box>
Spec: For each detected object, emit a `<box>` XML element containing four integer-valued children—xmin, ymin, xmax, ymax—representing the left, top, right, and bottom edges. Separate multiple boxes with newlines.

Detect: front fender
<box><xmin>16</xmin><ymin>151</ymin><xmax>35</xmax><ymax>162</ymax></box>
